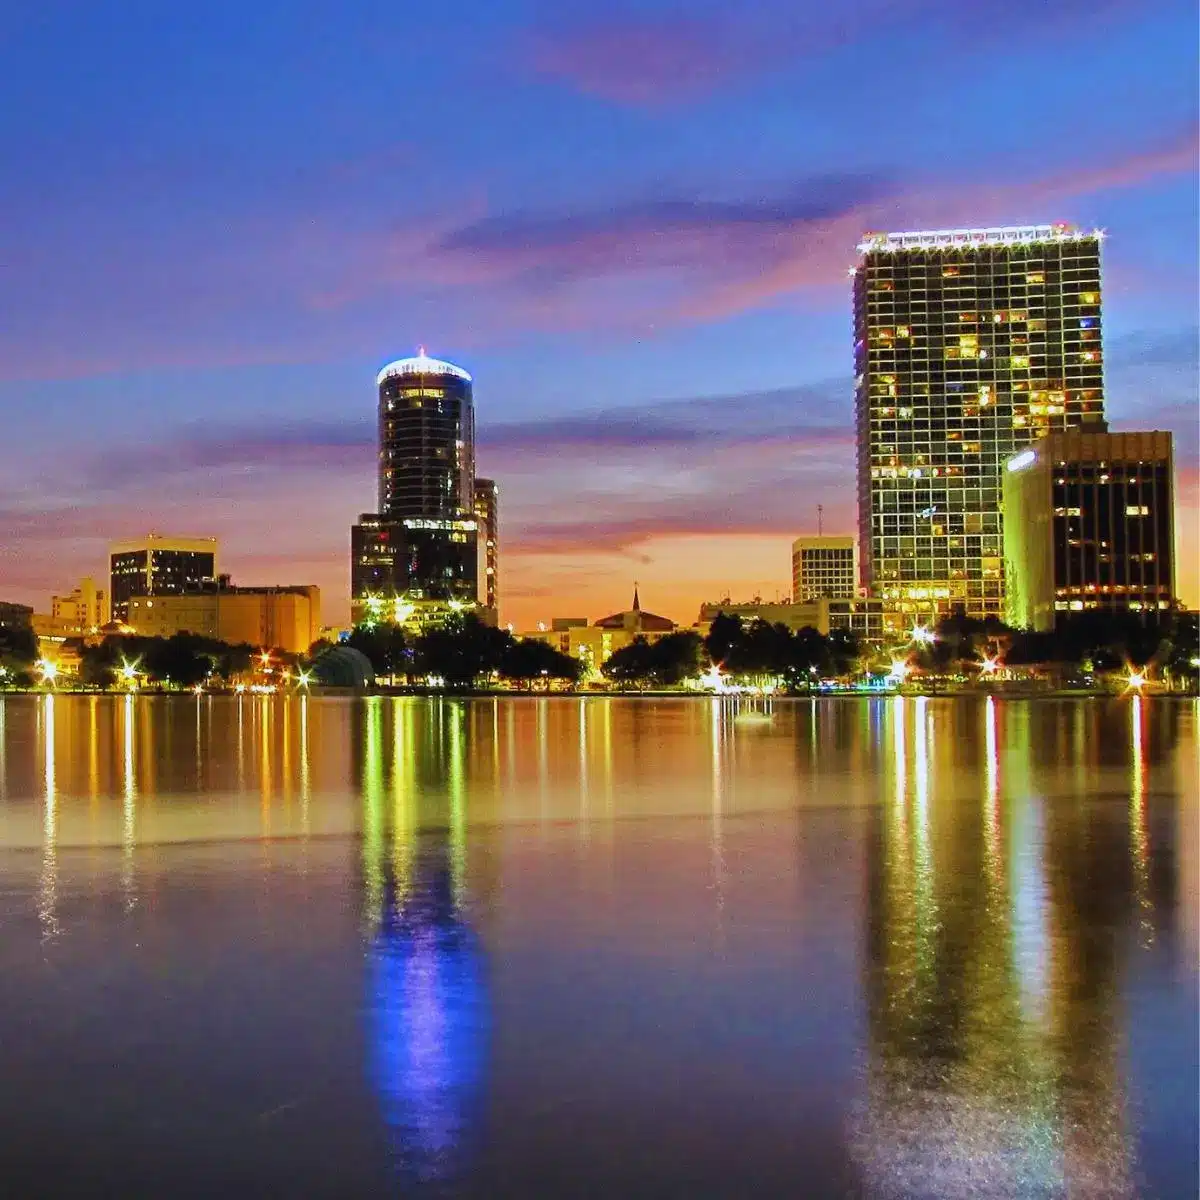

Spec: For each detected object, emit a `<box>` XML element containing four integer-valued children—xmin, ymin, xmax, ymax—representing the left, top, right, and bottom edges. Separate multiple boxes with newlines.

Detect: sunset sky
<box><xmin>1</xmin><ymin>0</ymin><xmax>1196</xmax><ymax>630</ymax></box>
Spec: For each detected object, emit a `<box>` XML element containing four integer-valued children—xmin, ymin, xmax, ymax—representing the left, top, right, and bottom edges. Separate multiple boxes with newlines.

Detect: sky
<box><xmin>0</xmin><ymin>0</ymin><xmax>1196</xmax><ymax>630</ymax></box>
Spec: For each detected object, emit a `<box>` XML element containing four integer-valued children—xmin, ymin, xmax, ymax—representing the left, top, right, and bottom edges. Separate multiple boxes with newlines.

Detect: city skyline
<box><xmin>0</xmin><ymin>3</ymin><xmax>1195</xmax><ymax>630</ymax></box>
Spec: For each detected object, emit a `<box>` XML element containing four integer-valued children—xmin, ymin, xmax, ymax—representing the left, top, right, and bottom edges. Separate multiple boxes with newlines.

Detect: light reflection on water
<box><xmin>0</xmin><ymin>694</ymin><xmax>1195</xmax><ymax>1197</ymax></box>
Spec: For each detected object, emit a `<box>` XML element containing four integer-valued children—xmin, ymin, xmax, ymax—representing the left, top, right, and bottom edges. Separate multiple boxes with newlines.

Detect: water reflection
<box><xmin>857</xmin><ymin>697</ymin><xmax>1185</xmax><ymax>1199</ymax></box>
<box><xmin>358</xmin><ymin>699</ymin><xmax>489</xmax><ymax>1188</ymax></box>
<box><xmin>38</xmin><ymin>694</ymin><xmax>58</xmax><ymax>940</ymax></box>
<box><xmin>0</xmin><ymin>694</ymin><xmax>1191</xmax><ymax>1196</ymax></box>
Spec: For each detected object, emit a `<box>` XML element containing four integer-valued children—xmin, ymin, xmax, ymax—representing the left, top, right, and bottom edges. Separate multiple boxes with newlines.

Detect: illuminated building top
<box><xmin>857</xmin><ymin>224</ymin><xmax>1102</xmax><ymax>255</ymax></box>
<box><xmin>377</xmin><ymin>349</ymin><xmax>472</xmax><ymax>387</ymax></box>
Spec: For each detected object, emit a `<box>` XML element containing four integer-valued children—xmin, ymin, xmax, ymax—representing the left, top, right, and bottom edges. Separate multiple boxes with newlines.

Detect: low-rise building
<box><xmin>126</xmin><ymin>582</ymin><xmax>321</xmax><ymax>653</ymax></box>
<box><xmin>51</xmin><ymin>576</ymin><xmax>109</xmax><ymax>633</ymax></box>
<box><xmin>522</xmin><ymin>589</ymin><xmax>677</xmax><ymax>673</ymax></box>
<box><xmin>696</xmin><ymin>596</ymin><xmax>885</xmax><ymax>645</ymax></box>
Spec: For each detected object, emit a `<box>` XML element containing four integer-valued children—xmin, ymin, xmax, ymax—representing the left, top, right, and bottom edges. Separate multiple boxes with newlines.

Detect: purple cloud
<box><xmin>526</xmin><ymin>0</ymin><xmax>1157</xmax><ymax>106</ymax></box>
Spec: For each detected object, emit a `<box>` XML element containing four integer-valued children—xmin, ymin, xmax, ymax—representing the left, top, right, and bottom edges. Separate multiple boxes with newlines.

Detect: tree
<box><xmin>0</xmin><ymin>619</ymin><xmax>37</xmax><ymax>675</ymax></box>
<box><xmin>348</xmin><ymin>623</ymin><xmax>409</xmax><ymax>677</ymax></box>
<box><xmin>501</xmin><ymin>637</ymin><xmax>581</xmax><ymax>686</ymax></box>
<box><xmin>413</xmin><ymin>614</ymin><xmax>508</xmax><ymax>687</ymax></box>
<box><xmin>602</xmin><ymin>637</ymin><xmax>656</xmax><ymax>687</ymax></box>
<box><xmin>704</xmin><ymin>613</ymin><xmax>742</xmax><ymax>667</ymax></box>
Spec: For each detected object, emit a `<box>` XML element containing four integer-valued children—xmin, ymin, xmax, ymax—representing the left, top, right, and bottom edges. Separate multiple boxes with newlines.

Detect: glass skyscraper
<box><xmin>853</xmin><ymin>224</ymin><xmax>1105</xmax><ymax>631</ymax></box>
<box><xmin>351</xmin><ymin>351</ymin><xmax>479</xmax><ymax>625</ymax></box>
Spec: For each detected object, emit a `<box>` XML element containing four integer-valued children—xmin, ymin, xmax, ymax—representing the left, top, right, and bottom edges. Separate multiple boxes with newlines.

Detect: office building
<box><xmin>351</xmin><ymin>351</ymin><xmax>478</xmax><ymax>625</ymax></box>
<box><xmin>474</xmin><ymin>477</ymin><xmax>499</xmax><ymax>615</ymax></box>
<box><xmin>1003</xmin><ymin>430</ymin><xmax>1175</xmax><ymax>631</ymax></box>
<box><xmin>50</xmin><ymin>576</ymin><xmax>109</xmax><ymax>633</ymax></box>
<box><xmin>792</xmin><ymin>536</ymin><xmax>856</xmax><ymax>601</ymax></box>
<box><xmin>854</xmin><ymin>224</ymin><xmax>1106</xmax><ymax>632</ymax></box>
<box><xmin>126</xmin><ymin>582</ymin><xmax>321</xmax><ymax>654</ymax></box>
<box><xmin>110</xmin><ymin>535</ymin><xmax>217</xmax><ymax>622</ymax></box>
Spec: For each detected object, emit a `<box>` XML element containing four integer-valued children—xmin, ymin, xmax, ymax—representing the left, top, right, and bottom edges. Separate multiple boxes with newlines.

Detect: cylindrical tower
<box><xmin>376</xmin><ymin>350</ymin><xmax>475</xmax><ymax>520</ymax></box>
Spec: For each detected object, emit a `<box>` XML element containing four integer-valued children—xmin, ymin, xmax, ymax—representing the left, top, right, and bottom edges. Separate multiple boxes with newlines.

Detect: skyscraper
<box><xmin>110</xmin><ymin>535</ymin><xmax>218</xmax><ymax>623</ymax></box>
<box><xmin>473</xmin><ymin>478</ymin><xmax>499</xmax><ymax>615</ymax></box>
<box><xmin>1003</xmin><ymin>429</ymin><xmax>1175</xmax><ymax>631</ymax></box>
<box><xmin>853</xmin><ymin>224</ymin><xmax>1105</xmax><ymax>631</ymax></box>
<box><xmin>351</xmin><ymin>351</ymin><xmax>479</xmax><ymax>625</ymax></box>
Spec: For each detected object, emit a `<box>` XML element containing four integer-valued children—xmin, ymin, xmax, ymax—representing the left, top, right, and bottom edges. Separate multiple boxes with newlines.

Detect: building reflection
<box><xmin>356</xmin><ymin>698</ymin><xmax>489</xmax><ymax>1188</ymax></box>
<box><xmin>857</xmin><ymin>698</ymin><xmax>1181</xmax><ymax>1198</ymax></box>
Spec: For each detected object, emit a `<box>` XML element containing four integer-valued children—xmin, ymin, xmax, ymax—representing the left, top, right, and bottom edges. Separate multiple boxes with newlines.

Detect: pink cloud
<box><xmin>528</xmin><ymin>16</ymin><xmax>768</xmax><ymax>107</ymax></box>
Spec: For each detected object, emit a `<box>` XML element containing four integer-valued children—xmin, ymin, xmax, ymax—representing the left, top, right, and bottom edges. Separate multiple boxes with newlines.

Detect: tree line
<box><xmin>907</xmin><ymin>608</ymin><xmax>1198</xmax><ymax>680</ymax></box>
<box><xmin>601</xmin><ymin>619</ymin><xmax>860</xmax><ymax>690</ymax></box>
<box><xmin>348</xmin><ymin>614</ymin><xmax>580</xmax><ymax>688</ymax></box>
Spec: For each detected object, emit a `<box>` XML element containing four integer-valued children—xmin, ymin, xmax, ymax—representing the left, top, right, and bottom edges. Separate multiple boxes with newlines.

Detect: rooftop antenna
<box><xmin>817</xmin><ymin>504</ymin><xmax>824</xmax><ymax>536</ymax></box>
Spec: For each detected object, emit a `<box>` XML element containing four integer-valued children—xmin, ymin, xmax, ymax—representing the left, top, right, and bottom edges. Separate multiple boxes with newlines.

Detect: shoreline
<box><xmin>2</xmin><ymin>687</ymin><xmax>1194</xmax><ymax>701</ymax></box>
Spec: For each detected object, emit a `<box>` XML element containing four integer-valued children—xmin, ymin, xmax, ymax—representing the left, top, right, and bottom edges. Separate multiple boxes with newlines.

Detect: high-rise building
<box><xmin>1003</xmin><ymin>429</ymin><xmax>1175</xmax><ymax>631</ymax></box>
<box><xmin>473</xmin><ymin>477</ymin><xmax>499</xmax><ymax>615</ymax></box>
<box><xmin>110</xmin><ymin>535</ymin><xmax>218</xmax><ymax>622</ymax></box>
<box><xmin>351</xmin><ymin>351</ymin><xmax>479</xmax><ymax>626</ymax></box>
<box><xmin>791</xmin><ymin>536</ymin><xmax>856</xmax><ymax>601</ymax></box>
<box><xmin>853</xmin><ymin>224</ymin><xmax>1106</xmax><ymax>632</ymax></box>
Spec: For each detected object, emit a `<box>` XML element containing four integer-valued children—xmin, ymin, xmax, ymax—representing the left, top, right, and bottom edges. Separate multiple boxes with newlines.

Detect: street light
<box><xmin>37</xmin><ymin>659</ymin><xmax>58</xmax><ymax>684</ymax></box>
<box><xmin>1127</xmin><ymin>671</ymin><xmax>1146</xmax><ymax>691</ymax></box>
<box><xmin>980</xmin><ymin>656</ymin><xmax>999</xmax><ymax>675</ymax></box>
<box><xmin>911</xmin><ymin>625</ymin><xmax>935</xmax><ymax>645</ymax></box>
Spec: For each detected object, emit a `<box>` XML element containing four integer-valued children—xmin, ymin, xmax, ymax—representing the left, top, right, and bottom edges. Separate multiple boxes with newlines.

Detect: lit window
<box><xmin>1126</xmin><ymin>505</ymin><xmax>1150</xmax><ymax>517</ymax></box>
<box><xmin>1027</xmin><ymin>272</ymin><xmax>1045</xmax><ymax>285</ymax></box>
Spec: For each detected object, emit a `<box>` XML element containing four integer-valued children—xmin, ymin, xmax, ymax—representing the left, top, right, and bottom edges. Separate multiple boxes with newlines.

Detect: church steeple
<box><xmin>632</xmin><ymin>582</ymin><xmax>640</xmax><ymax>612</ymax></box>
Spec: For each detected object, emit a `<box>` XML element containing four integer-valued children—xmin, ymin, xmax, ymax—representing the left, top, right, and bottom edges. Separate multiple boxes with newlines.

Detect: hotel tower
<box><xmin>853</xmin><ymin>224</ymin><xmax>1106</xmax><ymax>631</ymax></box>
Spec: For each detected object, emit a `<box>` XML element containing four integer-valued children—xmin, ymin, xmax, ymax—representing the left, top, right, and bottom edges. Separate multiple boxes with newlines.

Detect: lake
<box><xmin>0</xmin><ymin>693</ymin><xmax>1195</xmax><ymax>1198</ymax></box>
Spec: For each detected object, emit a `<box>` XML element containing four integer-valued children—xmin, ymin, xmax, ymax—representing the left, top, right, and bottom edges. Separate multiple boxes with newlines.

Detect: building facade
<box><xmin>1003</xmin><ymin>430</ymin><xmax>1175</xmax><ymax>631</ymax></box>
<box><xmin>474</xmin><ymin>477</ymin><xmax>499</xmax><ymax>615</ymax></box>
<box><xmin>854</xmin><ymin>225</ymin><xmax>1106</xmax><ymax>632</ymax></box>
<box><xmin>126</xmin><ymin>584</ymin><xmax>321</xmax><ymax>653</ymax></box>
<box><xmin>351</xmin><ymin>352</ymin><xmax>479</xmax><ymax>625</ymax></box>
<box><xmin>791</xmin><ymin>536</ymin><xmax>856</xmax><ymax>601</ymax></box>
<box><xmin>50</xmin><ymin>576</ymin><xmax>109</xmax><ymax>633</ymax></box>
<box><xmin>110</xmin><ymin>535</ymin><xmax>218</xmax><ymax>622</ymax></box>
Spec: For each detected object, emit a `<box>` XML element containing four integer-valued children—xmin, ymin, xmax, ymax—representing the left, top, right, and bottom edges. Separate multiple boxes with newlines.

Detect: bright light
<box><xmin>980</xmin><ymin>657</ymin><xmax>999</xmax><ymax>675</ymax></box>
<box><xmin>1127</xmin><ymin>671</ymin><xmax>1146</xmax><ymax>690</ymax></box>
<box><xmin>699</xmin><ymin>663</ymin><xmax>727</xmax><ymax>693</ymax></box>
<box><xmin>392</xmin><ymin>599</ymin><xmax>414</xmax><ymax>623</ymax></box>
<box><xmin>1007</xmin><ymin>449</ymin><xmax>1036</xmax><ymax>473</ymax></box>
<box><xmin>448</xmin><ymin>599</ymin><xmax>464</xmax><ymax>612</ymax></box>
<box><xmin>297</xmin><ymin>669</ymin><xmax>313</xmax><ymax>688</ymax></box>
<box><xmin>1191</xmin><ymin>657</ymin><xmax>1200</xmax><ymax>669</ymax></box>
<box><xmin>235</xmin><ymin>683</ymin><xmax>246</xmax><ymax>694</ymax></box>
<box><xmin>192</xmin><ymin>684</ymin><xmax>204</xmax><ymax>695</ymax></box>
<box><xmin>37</xmin><ymin>659</ymin><xmax>58</xmax><ymax>682</ymax></box>
<box><xmin>120</xmin><ymin>659</ymin><xmax>138</xmax><ymax>681</ymax></box>
<box><xmin>911</xmin><ymin>625</ymin><xmax>935</xmax><ymax>645</ymax></box>
<box><xmin>888</xmin><ymin>660</ymin><xmax>910</xmax><ymax>681</ymax></box>
<box><xmin>259</xmin><ymin>650</ymin><xmax>272</xmax><ymax>666</ymax></box>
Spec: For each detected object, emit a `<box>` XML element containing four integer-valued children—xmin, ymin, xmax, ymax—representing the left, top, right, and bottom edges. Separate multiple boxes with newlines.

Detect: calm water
<box><xmin>0</xmin><ymin>694</ymin><xmax>1195</xmax><ymax>1199</ymax></box>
